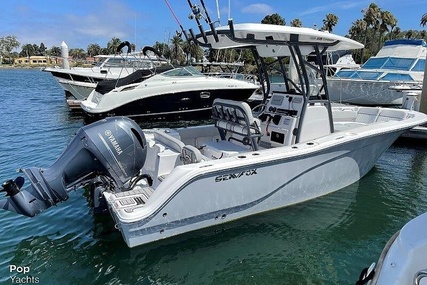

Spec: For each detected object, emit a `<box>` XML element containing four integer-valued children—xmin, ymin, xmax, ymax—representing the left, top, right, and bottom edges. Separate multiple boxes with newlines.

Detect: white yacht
<box><xmin>328</xmin><ymin>39</ymin><xmax>427</xmax><ymax>106</ymax></box>
<box><xmin>1</xmin><ymin>22</ymin><xmax>426</xmax><ymax>248</ymax></box>
<box><xmin>321</xmin><ymin>50</ymin><xmax>360</xmax><ymax>76</ymax></box>
<box><xmin>80</xmin><ymin>65</ymin><xmax>260</xmax><ymax>121</ymax></box>
<box><xmin>43</xmin><ymin>45</ymin><xmax>164</xmax><ymax>109</ymax></box>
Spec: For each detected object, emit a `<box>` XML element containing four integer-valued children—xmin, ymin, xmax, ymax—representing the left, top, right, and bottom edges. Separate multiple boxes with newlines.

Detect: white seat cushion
<box><xmin>203</xmin><ymin>140</ymin><xmax>248</xmax><ymax>159</ymax></box>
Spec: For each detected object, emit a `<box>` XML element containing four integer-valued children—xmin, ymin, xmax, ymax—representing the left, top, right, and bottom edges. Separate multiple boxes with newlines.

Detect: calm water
<box><xmin>0</xmin><ymin>69</ymin><xmax>427</xmax><ymax>285</ymax></box>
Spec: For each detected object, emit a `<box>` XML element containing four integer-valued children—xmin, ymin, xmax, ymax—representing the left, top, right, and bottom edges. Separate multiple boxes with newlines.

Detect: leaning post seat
<box><xmin>210</xmin><ymin>98</ymin><xmax>262</xmax><ymax>151</ymax></box>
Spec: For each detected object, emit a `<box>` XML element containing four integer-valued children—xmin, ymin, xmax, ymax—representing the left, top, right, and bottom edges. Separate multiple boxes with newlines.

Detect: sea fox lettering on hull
<box><xmin>104</xmin><ymin>130</ymin><xmax>123</xmax><ymax>155</ymax></box>
<box><xmin>215</xmin><ymin>169</ymin><xmax>257</xmax><ymax>182</ymax></box>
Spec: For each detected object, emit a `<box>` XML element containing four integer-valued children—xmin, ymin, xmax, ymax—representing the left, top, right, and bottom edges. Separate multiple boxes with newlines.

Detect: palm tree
<box><xmin>362</xmin><ymin>3</ymin><xmax>382</xmax><ymax>57</ymax></box>
<box><xmin>87</xmin><ymin>43</ymin><xmax>101</xmax><ymax>57</ymax></box>
<box><xmin>363</xmin><ymin>3</ymin><xmax>381</xmax><ymax>31</ymax></box>
<box><xmin>421</xmin><ymin>13</ymin><xmax>427</xmax><ymax>26</ymax></box>
<box><xmin>290</xmin><ymin>19</ymin><xmax>302</xmax><ymax>27</ymax></box>
<box><xmin>38</xmin><ymin>43</ymin><xmax>47</xmax><ymax>56</ymax></box>
<box><xmin>48</xmin><ymin>46</ymin><xmax>61</xmax><ymax>64</ymax></box>
<box><xmin>106</xmin><ymin>37</ymin><xmax>122</xmax><ymax>54</ymax></box>
<box><xmin>153</xmin><ymin>42</ymin><xmax>170</xmax><ymax>59</ymax></box>
<box><xmin>348</xmin><ymin>19</ymin><xmax>368</xmax><ymax>63</ymax></box>
<box><xmin>390</xmin><ymin>27</ymin><xmax>401</xmax><ymax>40</ymax></box>
<box><xmin>170</xmin><ymin>35</ymin><xmax>184</xmax><ymax>65</ymax></box>
<box><xmin>48</xmin><ymin>46</ymin><xmax>61</xmax><ymax>57</ymax></box>
<box><xmin>378</xmin><ymin>10</ymin><xmax>397</xmax><ymax>49</ymax></box>
<box><xmin>182</xmin><ymin>41</ymin><xmax>203</xmax><ymax>64</ymax></box>
<box><xmin>322</xmin><ymin>14</ymin><xmax>339</xmax><ymax>32</ymax></box>
<box><xmin>69</xmin><ymin>48</ymin><xmax>86</xmax><ymax>60</ymax></box>
<box><xmin>348</xmin><ymin>19</ymin><xmax>367</xmax><ymax>42</ymax></box>
<box><xmin>261</xmin><ymin>13</ymin><xmax>286</xmax><ymax>25</ymax></box>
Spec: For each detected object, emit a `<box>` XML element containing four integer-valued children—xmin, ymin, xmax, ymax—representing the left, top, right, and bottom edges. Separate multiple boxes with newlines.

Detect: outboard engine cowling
<box><xmin>0</xmin><ymin>117</ymin><xmax>147</xmax><ymax>217</ymax></box>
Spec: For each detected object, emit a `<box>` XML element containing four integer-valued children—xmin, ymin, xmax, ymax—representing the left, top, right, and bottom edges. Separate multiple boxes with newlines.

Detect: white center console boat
<box><xmin>1</xmin><ymin>20</ymin><xmax>427</xmax><ymax>248</ymax></box>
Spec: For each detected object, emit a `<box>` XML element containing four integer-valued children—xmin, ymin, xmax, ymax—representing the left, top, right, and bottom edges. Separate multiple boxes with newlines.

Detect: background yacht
<box><xmin>327</xmin><ymin>39</ymin><xmax>427</xmax><ymax>106</ymax></box>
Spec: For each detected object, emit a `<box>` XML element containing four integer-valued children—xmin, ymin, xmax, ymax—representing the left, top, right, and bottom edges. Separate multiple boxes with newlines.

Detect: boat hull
<box><xmin>58</xmin><ymin>79</ymin><xmax>96</xmax><ymax>101</ymax></box>
<box><xmin>82</xmin><ymin>88</ymin><xmax>259</xmax><ymax>121</ymax></box>
<box><xmin>108</xmin><ymin>130</ymin><xmax>402</xmax><ymax>247</ymax></box>
<box><xmin>367</xmin><ymin>212</ymin><xmax>427</xmax><ymax>285</ymax></box>
<box><xmin>44</xmin><ymin>67</ymin><xmax>135</xmax><ymax>105</ymax></box>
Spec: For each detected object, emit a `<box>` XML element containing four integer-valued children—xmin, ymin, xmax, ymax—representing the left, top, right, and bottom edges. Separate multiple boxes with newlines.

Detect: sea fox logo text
<box><xmin>215</xmin><ymin>169</ymin><xmax>257</xmax><ymax>182</ymax></box>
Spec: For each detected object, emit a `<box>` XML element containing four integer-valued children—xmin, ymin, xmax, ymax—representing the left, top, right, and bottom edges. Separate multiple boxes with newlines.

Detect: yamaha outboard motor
<box><xmin>0</xmin><ymin>117</ymin><xmax>147</xmax><ymax>217</ymax></box>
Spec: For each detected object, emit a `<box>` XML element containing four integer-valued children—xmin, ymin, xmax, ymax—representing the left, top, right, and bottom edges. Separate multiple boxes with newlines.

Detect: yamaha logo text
<box><xmin>104</xmin><ymin>130</ymin><xmax>123</xmax><ymax>155</ymax></box>
<box><xmin>215</xmin><ymin>169</ymin><xmax>257</xmax><ymax>182</ymax></box>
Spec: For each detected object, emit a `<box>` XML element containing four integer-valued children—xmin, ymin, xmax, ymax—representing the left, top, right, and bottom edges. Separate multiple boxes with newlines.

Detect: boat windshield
<box><xmin>381</xmin><ymin>73</ymin><xmax>414</xmax><ymax>81</ymax></box>
<box><xmin>348</xmin><ymin>71</ymin><xmax>383</xmax><ymax>80</ymax></box>
<box><xmin>361</xmin><ymin>57</ymin><xmax>416</xmax><ymax>71</ymax></box>
<box><xmin>161</xmin><ymin>66</ymin><xmax>204</xmax><ymax>77</ymax></box>
<box><xmin>334</xmin><ymin>56</ymin><xmax>422</xmax><ymax>81</ymax></box>
<box><xmin>412</xmin><ymin>59</ymin><xmax>426</xmax><ymax>72</ymax></box>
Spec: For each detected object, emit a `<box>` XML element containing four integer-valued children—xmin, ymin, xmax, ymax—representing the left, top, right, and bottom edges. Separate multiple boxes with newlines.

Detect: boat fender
<box><xmin>355</xmin><ymin>262</ymin><xmax>375</xmax><ymax>285</ymax></box>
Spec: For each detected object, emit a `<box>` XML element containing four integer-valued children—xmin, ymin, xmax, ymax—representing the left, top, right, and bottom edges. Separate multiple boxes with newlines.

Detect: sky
<box><xmin>1</xmin><ymin>0</ymin><xmax>427</xmax><ymax>51</ymax></box>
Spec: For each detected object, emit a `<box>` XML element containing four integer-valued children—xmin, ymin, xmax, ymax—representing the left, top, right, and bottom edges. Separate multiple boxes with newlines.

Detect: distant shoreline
<box><xmin>0</xmin><ymin>65</ymin><xmax>45</xmax><ymax>69</ymax></box>
<box><xmin>0</xmin><ymin>64</ymin><xmax>65</xmax><ymax>70</ymax></box>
